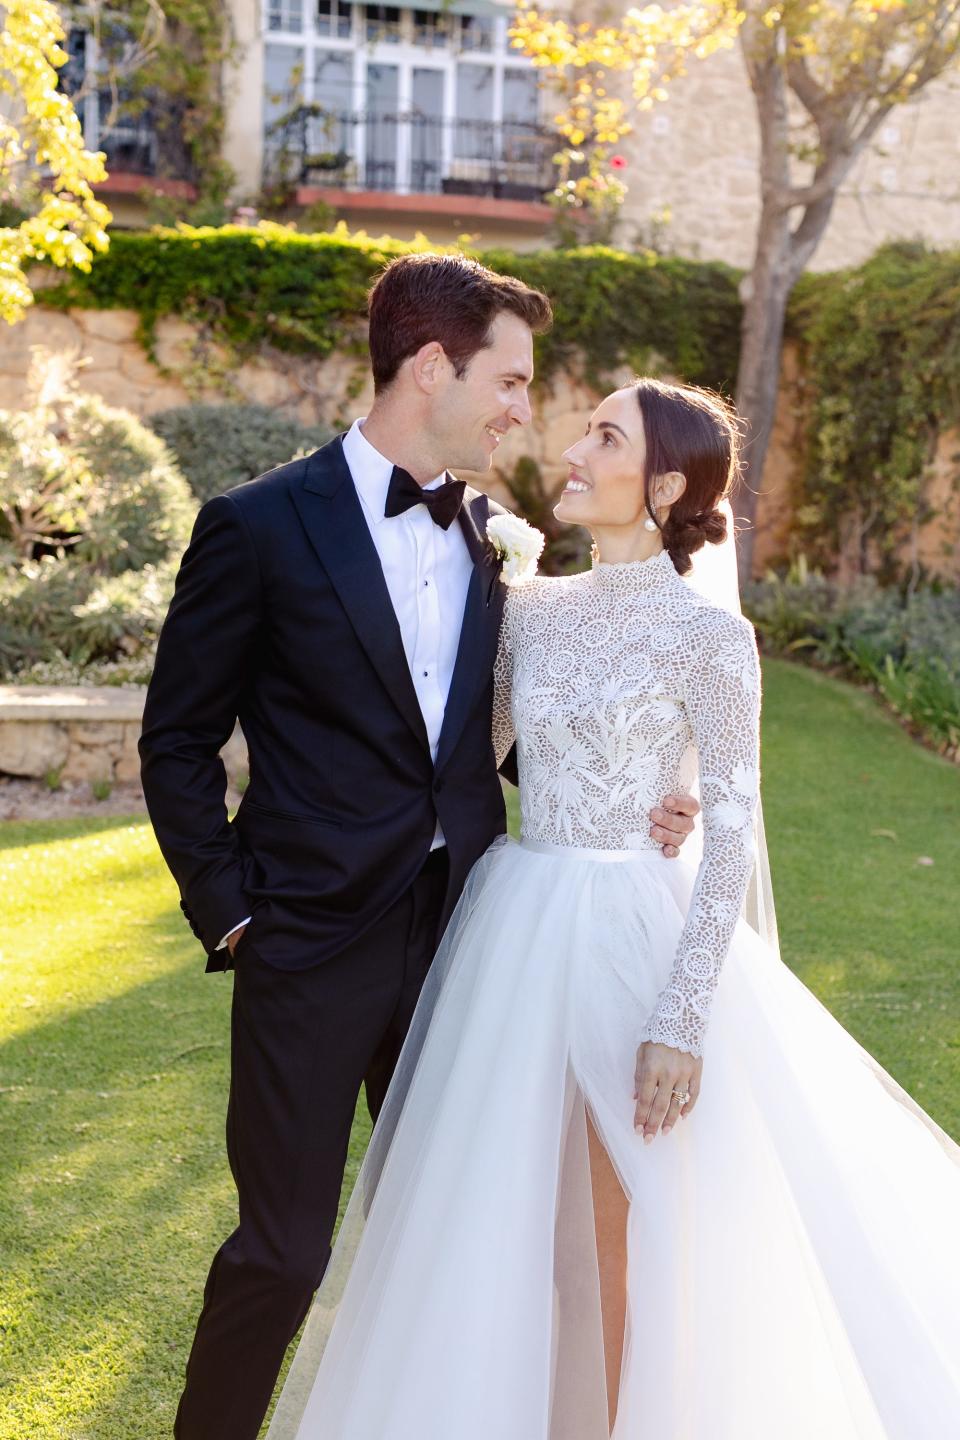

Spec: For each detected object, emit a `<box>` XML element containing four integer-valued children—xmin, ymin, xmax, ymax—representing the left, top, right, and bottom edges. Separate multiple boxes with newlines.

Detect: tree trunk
<box><xmin>734</xmin><ymin>23</ymin><xmax>852</xmax><ymax>578</ymax></box>
<box><xmin>733</xmin><ymin>219</ymin><xmax>793</xmax><ymax>578</ymax></box>
<box><xmin>733</xmin><ymin>23</ymin><xmax>794</xmax><ymax>579</ymax></box>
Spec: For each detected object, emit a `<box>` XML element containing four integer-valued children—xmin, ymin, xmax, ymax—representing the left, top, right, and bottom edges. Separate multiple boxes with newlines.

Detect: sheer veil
<box><xmin>686</xmin><ymin>501</ymin><xmax>778</xmax><ymax>949</ymax></box>
<box><xmin>688</xmin><ymin>504</ymin><xmax>957</xmax><ymax>1159</ymax></box>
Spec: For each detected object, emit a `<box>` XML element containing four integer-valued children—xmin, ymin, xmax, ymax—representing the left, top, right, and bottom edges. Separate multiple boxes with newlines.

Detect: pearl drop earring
<box><xmin>643</xmin><ymin>515</ymin><xmax>659</xmax><ymax>533</ymax></box>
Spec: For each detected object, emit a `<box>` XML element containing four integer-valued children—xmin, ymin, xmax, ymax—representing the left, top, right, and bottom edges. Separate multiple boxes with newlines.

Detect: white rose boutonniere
<box><xmin>486</xmin><ymin>513</ymin><xmax>545</xmax><ymax>586</ymax></box>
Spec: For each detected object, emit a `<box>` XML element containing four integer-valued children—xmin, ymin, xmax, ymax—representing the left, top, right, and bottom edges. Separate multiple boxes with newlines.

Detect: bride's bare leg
<box><xmin>586</xmin><ymin>1111</ymin><xmax>629</xmax><ymax>1433</ymax></box>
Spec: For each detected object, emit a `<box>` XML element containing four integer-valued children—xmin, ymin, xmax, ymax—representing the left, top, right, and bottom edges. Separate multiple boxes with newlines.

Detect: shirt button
<box><xmin>423</xmin><ymin>670</ymin><xmax>429</xmax><ymax>677</ymax></box>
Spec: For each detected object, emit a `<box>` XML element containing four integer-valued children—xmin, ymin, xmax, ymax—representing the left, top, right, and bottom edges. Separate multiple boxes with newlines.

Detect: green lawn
<box><xmin>1</xmin><ymin>657</ymin><xmax>957</xmax><ymax>1439</ymax></box>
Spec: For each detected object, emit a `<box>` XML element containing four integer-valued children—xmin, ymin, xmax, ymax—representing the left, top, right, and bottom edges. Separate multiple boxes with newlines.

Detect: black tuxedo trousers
<box><xmin>174</xmin><ymin>848</ymin><xmax>449</xmax><ymax>1440</ymax></box>
<box><xmin>139</xmin><ymin>439</ymin><xmax>516</xmax><ymax>1439</ymax></box>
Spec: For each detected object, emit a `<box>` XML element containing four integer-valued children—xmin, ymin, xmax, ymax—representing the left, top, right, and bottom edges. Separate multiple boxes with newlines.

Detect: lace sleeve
<box><xmin>492</xmin><ymin>603</ymin><xmax>515</xmax><ymax>769</ymax></box>
<box><xmin>643</xmin><ymin>608</ymin><xmax>762</xmax><ymax>1057</ymax></box>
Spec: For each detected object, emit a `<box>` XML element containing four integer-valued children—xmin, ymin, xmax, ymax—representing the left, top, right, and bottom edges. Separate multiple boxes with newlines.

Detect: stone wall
<box><xmin>593</xmin><ymin>19</ymin><xmax>960</xmax><ymax>272</ymax></box>
<box><xmin>1</xmin><ymin>304</ymin><xmax>957</xmax><ymax>577</ymax></box>
<box><xmin>0</xmin><ymin>303</ymin><xmax>364</xmax><ymax>427</ymax></box>
<box><xmin>0</xmin><ymin>687</ymin><xmax>247</xmax><ymax>786</ymax></box>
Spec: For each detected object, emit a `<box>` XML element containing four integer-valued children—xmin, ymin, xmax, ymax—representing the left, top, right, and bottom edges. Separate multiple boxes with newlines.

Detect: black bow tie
<box><xmin>384</xmin><ymin>466</ymin><xmax>466</xmax><ymax>531</ymax></box>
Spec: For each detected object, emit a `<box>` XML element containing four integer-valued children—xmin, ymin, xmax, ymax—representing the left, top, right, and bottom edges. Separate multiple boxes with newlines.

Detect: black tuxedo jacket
<box><xmin>140</xmin><ymin>435</ymin><xmax>513</xmax><ymax>972</ymax></box>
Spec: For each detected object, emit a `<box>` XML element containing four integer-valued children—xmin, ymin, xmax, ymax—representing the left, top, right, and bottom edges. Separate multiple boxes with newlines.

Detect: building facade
<box><xmin>61</xmin><ymin>1</ymin><xmax>960</xmax><ymax>263</ymax></box>
<box><xmin>65</xmin><ymin>0</ymin><xmax>557</xmax><ymax>249</ymax></box>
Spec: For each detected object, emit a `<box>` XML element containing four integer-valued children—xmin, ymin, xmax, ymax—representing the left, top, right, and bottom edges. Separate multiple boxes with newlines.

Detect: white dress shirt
<box><xmin>219</xmin><ymin>419</ymin><xmax>473</xmax><ymax>950</ymax></box>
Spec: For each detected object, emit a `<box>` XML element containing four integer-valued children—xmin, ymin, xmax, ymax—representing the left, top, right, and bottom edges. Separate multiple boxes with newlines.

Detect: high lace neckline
<box><xmin>589</xmin><ymin>547</ymin><xmax>677</xmax><ymax>590</ymax></box>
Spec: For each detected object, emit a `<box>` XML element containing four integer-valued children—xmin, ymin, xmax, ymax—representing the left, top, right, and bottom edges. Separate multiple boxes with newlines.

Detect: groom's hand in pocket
<box><xmin>649</xmin><ymin>794</ymin><xmax>699</xmax><ymax>858</ymax></box>
<box><xmin>227</xmin><ymin>924</ymin><xmax>248</xmax><ymax>957</ymax></box>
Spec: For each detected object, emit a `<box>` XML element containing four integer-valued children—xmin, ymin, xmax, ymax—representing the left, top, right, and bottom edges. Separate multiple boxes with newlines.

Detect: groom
<box><xmin>140</xmin><ymin>252</ymin><xmax>697</xmax><ymax>1439</ymax></box>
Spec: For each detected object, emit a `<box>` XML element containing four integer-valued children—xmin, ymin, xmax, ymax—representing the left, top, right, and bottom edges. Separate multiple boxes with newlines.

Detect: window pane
<box><xmin>308</xmin><ymin>52</ymin><xmax>354</xmax><ymax>179</ymax></box>
<box><xmin>365</xmin><ymin>4</ymin><xmax>400</xmax><ymax>43</ymax></box>
<box><xmin>455</xmin><ymin>63</ymin><xmax>493</xmax><ymax>159</ymax></box>
<box><xmin>455</xmin><ymin>63</ymin><xmax>493</xmax><ymax>123</ymax></box>
<box><xmin>367</xmin><ymin>61</ymin><xmax>399</xmax><ymax>114</ymax></box>
<box><xmin>502</xmin><ymin>69</ymin><xmax>544</xmax><ymax>183</ymax></box>
<box><xmin>366</xmin><ymin>63</ymin><xmax>399</xmax><ymax>189</ymax></box>
<box><xmin>503</xmin><ymin>68</ymin><xmax>538</xmax><ymax>124</ymax></box>
<box><xmin>315</xmin><ymin>0</ymin><xmax>353</xmax><ymax>39</ymax></box>
<box><xmin>413</xmin><ymin>10</ymin><xmax>449</xmax><ymax>50</ymax></box>
<box><xmin>411</xmin><ymin>67</ymin><xmax>444</xmax><ymax>192</ymax></box>
<box><xmin>265</xmin><ymin>43</ymin><xmax>305</xmax><ymax>129</ymax></box>
<box><xmin>60</xmin><ymin>28</ymin><xmax>88</xmax><ymax>100</ymax></box>
<box><xmin>315</xmin><ymin>49</ymin><xmax>353</xmax><ymax>111</ymax></box>
<box><xmin>267</xmin><ymin>0</ymin><xmax>304</xmax><ymax>32</ymax></box>
<box><xmin>459</xmin><ymin>15</ymin><xmax>493</xmax><ymax>53</ymax></box>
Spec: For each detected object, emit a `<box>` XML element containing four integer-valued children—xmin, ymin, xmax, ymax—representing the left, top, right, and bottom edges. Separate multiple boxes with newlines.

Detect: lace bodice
<box><xmin>492</xmin><ymin>549</ymin><xmax>761</xmax><ymax>1056</ymax></box>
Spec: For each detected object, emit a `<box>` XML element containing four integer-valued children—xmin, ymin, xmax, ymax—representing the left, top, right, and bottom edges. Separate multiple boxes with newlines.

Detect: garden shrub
<box><xmin>0</xmin><ymin>365</ymin><xmax>192</xmax><ymax>682</ymax></box>
<box><xmin>149</xmin><ymin>403</ymin><xmax>334</xmax><ymax>502</ymax></box>
<box><xmin>744</xmin><ymin>559</ymin><xmax>960</xmax><ymax>758</ymax></box>
<box><xmin>0</xmin><ymin>387</ymin><xmax>195</xmax><ymax>574</ymax></box>
<box><xmin>0</xmin><ymin>560</ymin><xmax>174</xmax><ymax>683</ymax></box>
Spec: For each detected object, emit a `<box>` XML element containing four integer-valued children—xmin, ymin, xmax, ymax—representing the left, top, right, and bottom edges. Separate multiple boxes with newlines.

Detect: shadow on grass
<box><xmin>0</xmin><ymin>814</ymin><xmax>151</xmax><ymax>853</ymax></box>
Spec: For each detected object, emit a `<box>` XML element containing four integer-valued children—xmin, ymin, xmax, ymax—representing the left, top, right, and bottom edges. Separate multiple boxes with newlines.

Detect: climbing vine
<box><xmin>64</xmin><ymin>0</ymin><xmax>235</xmax><ymax>218</ymax></box>
<box><xmin>41</xmin><ymin>223</ymin><xmax>744</xmax><ymax>391</ymax></box>
<box><xmin>790</xmin><ymin>242</ymin><xmax>960</xmax><ymax>573</ymax></box>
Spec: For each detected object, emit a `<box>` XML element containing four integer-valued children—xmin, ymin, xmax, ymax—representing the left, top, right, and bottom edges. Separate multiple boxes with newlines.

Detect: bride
<box><xmin>267</xmin><ymin>379</ymin><xmax>960</xmax><ymax>1439</ymax></box>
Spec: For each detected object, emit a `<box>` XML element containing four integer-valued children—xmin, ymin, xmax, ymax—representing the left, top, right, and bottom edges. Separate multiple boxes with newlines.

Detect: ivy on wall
<box><xmin>790</xmin><ymin>242</ymin><xmax>960</xmax><ymax>574</ymax></box>
<box><xmin>40</xmin><ymin>224</ymin><xmax>743</xmax><ymax>391</ymax></box>
<box><xmin>64</xmin><ymin>0</ymin><xmax>235</xmax><ymax>217</ymax></box>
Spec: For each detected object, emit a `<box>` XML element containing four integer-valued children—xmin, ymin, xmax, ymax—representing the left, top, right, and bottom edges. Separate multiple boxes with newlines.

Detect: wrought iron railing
<box><xmin>97</xmin><ymin>107</ymin><xmax>160</xmax><ymax>176</ymax></box>
<box><xmin>267</xmin><ymin>104</ymin><xmax>557</xmax><ymax>202</ymax></box>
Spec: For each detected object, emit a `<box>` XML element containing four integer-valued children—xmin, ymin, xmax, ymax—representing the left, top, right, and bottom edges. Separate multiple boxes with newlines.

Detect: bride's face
<box><xmin>555</xmin><ymin>389</ymin><xmax>649</xmax><ymax>529</ymax></box>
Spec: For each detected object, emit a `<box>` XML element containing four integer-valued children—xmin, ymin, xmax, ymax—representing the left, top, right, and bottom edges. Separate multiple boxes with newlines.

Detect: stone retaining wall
<box><xmin>0</xmin><ymin>686</ymin><xmax>248</xmax><ymax>785</ymax></box>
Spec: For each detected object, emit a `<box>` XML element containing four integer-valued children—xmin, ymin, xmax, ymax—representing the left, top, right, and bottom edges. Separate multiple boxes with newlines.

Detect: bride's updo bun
<box><xmin>633</xmin><ymin>378</ymin><xmax>741</xmax><ymax>576</ymax></box>
<box><xmin>662</xmin><ymin>505</ymin><xmax>728</xmax><ymax>572</ymax></box>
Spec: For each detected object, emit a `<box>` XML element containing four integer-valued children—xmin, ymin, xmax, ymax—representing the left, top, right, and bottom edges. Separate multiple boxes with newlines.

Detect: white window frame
<box><xmin>262</xmin><ymin>2</ymin><xmax>541</xmax><ymax>197</ymax></box>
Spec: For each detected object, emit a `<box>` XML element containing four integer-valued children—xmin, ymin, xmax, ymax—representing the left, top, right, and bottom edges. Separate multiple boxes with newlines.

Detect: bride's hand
<box><xmin>633</xmin><ymin>1042</ymin><xmax>702</xmax><ymax>1142</ymax></box>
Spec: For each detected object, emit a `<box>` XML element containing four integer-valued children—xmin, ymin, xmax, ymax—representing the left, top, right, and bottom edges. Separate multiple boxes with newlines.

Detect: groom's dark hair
<box><xmin>367</xmin><ymin>253</ymin><xmax>552</xmax><ymax>392</ymax></box>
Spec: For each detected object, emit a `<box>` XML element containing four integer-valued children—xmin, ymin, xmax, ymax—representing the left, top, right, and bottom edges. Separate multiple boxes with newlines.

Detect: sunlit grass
<box><xmin>1</xmin><ymin>659</ymin><xmax>957</xmax><ymax>1437</ymax></box>
<box><xmin>760</xmin><ymin>659</ymin><xmax>959</xmax><ymax>1131</ymax></box>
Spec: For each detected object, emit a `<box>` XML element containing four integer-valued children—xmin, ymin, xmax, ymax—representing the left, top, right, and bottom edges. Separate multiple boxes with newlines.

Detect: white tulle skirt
<box><xmin>266</xmin><ymin>837</ymin><xmax>960</xmax><ymax>1440</ymax></box>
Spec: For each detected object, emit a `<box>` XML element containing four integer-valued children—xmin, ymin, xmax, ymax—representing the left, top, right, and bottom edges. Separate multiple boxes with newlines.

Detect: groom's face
<box><xmin>432</xmin><ymin>312</ymin><xmax>535</xmax><ymax>472</ymax></box>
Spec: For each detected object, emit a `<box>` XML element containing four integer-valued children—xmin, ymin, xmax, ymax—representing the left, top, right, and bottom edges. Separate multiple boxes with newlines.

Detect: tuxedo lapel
<box><xmin>435</xmin><ymin>488</ymin><xmax>505</xmax><ymax>775</ymax></box>
<box><xmin>291</xmin><ymin>438</ymin><xmax>430</xmax><ymax>753</ymax></box>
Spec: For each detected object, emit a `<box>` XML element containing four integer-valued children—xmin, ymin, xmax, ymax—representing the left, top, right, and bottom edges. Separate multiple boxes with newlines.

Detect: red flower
<box><xmin>610</xmin><ymin>155</ymin><xmax>627</xmax><ymax>170</ymax></box>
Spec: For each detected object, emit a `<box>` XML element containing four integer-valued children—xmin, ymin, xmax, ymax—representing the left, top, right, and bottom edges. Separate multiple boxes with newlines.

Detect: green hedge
<box><xmin>41</xmin><ymin>223</ymin><xmax>743</xmax><ymax>391</ymax></box>
<box><xmin>790</xmin><ymin>242</ymin><xmax>960</xmax><ymax>572</ymax></box>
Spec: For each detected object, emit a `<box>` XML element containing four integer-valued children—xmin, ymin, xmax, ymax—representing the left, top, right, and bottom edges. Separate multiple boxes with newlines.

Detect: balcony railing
<box><xmin>98</xmin><ymin>108</ymin><xmax>160</xmax><ymax>176</ymax></box>
<box><xmin>267</xmin><ymin>105</ymin><xmax>557</xmax><ymax>202</ymax></box>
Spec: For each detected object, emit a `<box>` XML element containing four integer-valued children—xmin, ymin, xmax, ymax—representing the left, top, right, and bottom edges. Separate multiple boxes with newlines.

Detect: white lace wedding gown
<box><xmin>267</xmin><ymin>550</ymin><xmax>960</xmax><ymax>1440</ymax></box>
